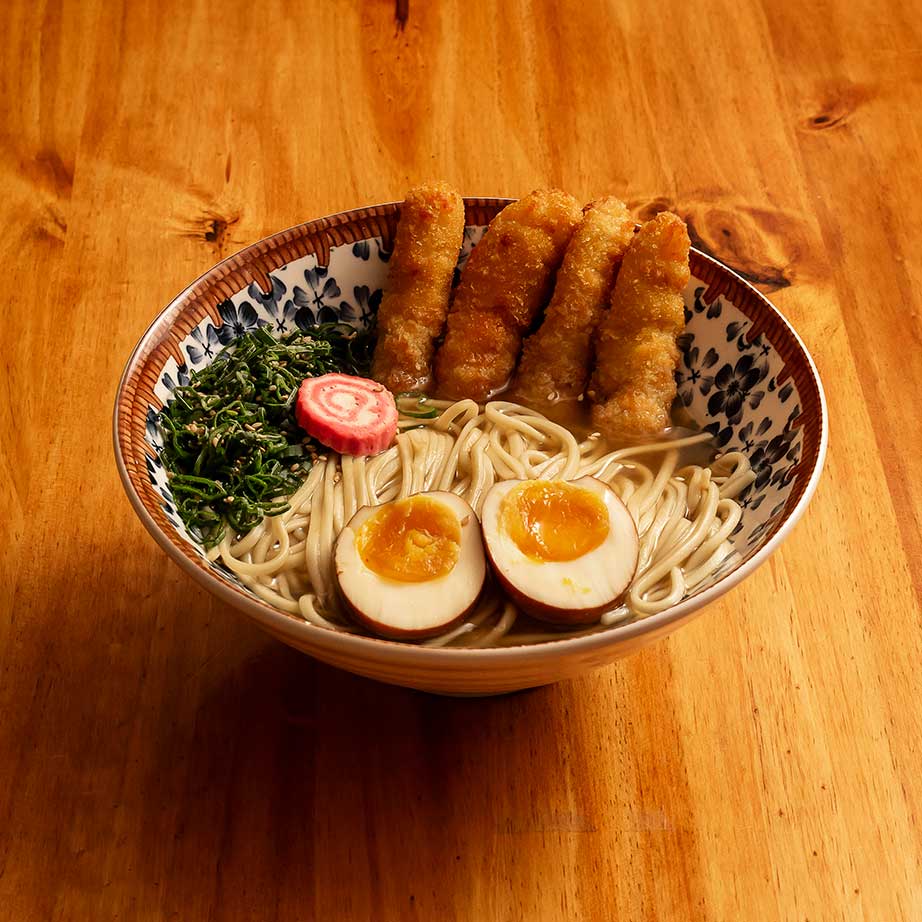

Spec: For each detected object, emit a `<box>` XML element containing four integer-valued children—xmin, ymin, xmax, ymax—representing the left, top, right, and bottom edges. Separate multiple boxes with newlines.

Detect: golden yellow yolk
<box><xmin>356</xmin><ymin>496</ymin><xmax>461</xmax><ymax>583</ymax></box>
<box><xmin>500</xmin><ymin>481</ymin><xmax>609</xmax><ymax>562</ymax></box>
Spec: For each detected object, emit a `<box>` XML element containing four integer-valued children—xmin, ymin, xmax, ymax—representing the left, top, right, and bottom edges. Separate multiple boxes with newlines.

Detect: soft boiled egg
<box><xmin>334</xmin><ymin>492</ymin><xmax>486</xmax><ymax>639</ymax></box>
<box><xmin>481</xmin><ymin>477</ymin><xmax>639</xmax><ymax>626</ymax></box>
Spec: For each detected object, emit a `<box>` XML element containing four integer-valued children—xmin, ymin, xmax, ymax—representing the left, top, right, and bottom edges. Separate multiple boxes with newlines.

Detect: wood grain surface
<box><xmin>1</xmin><ymin>1</ymin><xmax>920</xmax><ymax>919</ymax></box>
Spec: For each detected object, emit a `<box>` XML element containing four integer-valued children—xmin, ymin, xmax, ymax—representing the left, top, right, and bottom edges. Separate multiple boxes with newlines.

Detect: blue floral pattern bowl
<box><xmin>115</xmin><ymin>199</ymin><xmax>827</xmax><ymax>694</ymax></box>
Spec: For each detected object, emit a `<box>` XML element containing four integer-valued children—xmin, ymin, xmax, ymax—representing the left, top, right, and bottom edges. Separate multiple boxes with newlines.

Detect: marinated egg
<box><xmin>334</xmin><ymin>492</ymin><xmax>486</xmax><ymax>639</ymax></box>
<box><xmin>481</xmin><ymin>477</ymin><xmax>639</xmax><ymax>625</ymax></box>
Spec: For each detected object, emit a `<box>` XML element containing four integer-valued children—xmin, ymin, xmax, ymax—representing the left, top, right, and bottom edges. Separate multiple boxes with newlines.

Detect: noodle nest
<box><xmin>207</xmin><ymin>398</ymin><xmax>755</xmax><ymax>647</ymax></box>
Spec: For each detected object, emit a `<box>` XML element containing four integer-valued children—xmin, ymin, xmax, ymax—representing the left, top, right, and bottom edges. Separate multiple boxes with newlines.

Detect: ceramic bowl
<box><xmin>114</xmin><ymin>198</ymin><xmax>827</xmax><ymax>694</ymax></box>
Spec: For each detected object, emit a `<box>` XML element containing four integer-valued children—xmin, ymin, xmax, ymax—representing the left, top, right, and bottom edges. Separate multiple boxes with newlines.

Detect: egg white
<box><xmin>481</xmin><ymin>477</ymin><xmax>639</xmax><ymax>625</ymax></box>
<box><xmin>334</xmin><ymin>491</ymin><xmax>486</xmax><ymax>639</ymax></box>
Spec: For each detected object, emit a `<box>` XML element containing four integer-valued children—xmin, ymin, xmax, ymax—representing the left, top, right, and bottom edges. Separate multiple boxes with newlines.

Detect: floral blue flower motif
<box><xmin>294</xmin><ymin>304</ymin><xmax>318</xmax><ymax>329</ymax></box>
<box><xmin>703</xmin><ymin>420</ymin><xmax>734</xmax><ymax>448</ymax></box>
<box><xmin>145</xmin><ymin>406</ymin><xmax>163</xmax><ymax>452</ymax></box>
<box><xmin>712</xmin><ymin>551</ymin><xmax>743</xmax><ymax>577</ymax></box>
<box><xmin>293</xmin><ymin>298</ymin><xmax>345</xmax><ymax>328</ymax></box>
<box><xmin>706</xmin><ymin>353</ymin><xmax>768</xmax><ymax>424</ymax></box>
<box><xmin>457</xmin><ymin>226</ymin><xmax>481</xmax><ymax>272</ymax></box>
<box><xmin>293</xmin><ymin>266</ymin><xmax>343</xmax><ymax>324</ymax></box>
<box><xmin>752</xmin><ymin>334</ymin><xmax>771</xmax><ymax>358</ymax></box>
<box><xmin>725</xmin><ymin>319</ymin><xmax>748</xmax><ymax>343</ymax></box>
<box><xmin>247</xmin><ymin>276</ymin><xmax>287</xmax><ymax>312</ymax></box>
<box><xmin>186</xmin><ymin>323</ymin><xmax>221</xmax><ymax>365</ymax></box>
<box><xmin>677</xmin><ymin>341</ymin><xmax>720</xmax><ymax>404</ymax></box>
<box><xmin>748</xmin><ymin>515</ymin><xmax>776</xmax><ymax>545</ymax></box>
<box><xmin>736</xmin><ymin>416</ymin><xmax>773</xmax><ymax>452</ymax></box>
<box><xmin>352</xmin><ymin>240</ymin><xmax>371</xmax><ymax>260</ymax></box>
<box><xmin>770</xmin><ymin>463</ymin><xmax>797</xmax><ymax>489</ymax></box>
<box><xmin>267</xmin><ymin>297</ymin><xmax>299</xmax><ymax>333</ymax></box>
<box><xmin>162</xmin><ymin>362</ymin><xmax>190</xmax><ymax>392</ymax></box>
<box><xmin>778</xmin><ymin>381</ymin><xmax>794</xmax><ymax>403</ymax></box>
<box><xmin>353</xmin><ymin>285</ymin><xmax>382</xmax><ymax>327</ymax></box>
<box><xmin>739</xmin><ymin>489</ymin><xmax>767</xmax><ymax>511</ymax></box>
<box><xmin>293</xmin><ymin>300</ymin><xmax>354</xmax><ymax>328</ymax></box>
<box><xmin>748</xmin><ymin>500</ymin><xmax>789</xmax><ymax>545</ymax></box>
<box><xmin>216</xmin><ymin>299</ymin><xmax>265</xmax><ymax>345</ymax></box>
<box><xmin>748</xmin><ymin>430</ymin><xmax>797</xmax><ymax>492</ymax></box>
<box><xmin>145</xmin><ymin>453</ymin><xmax>160</xmax><ymax>484</ymax></box>
<box><xmin>689</xmin><ymin>286</ymin><xmax>722</xmax><ymax>320</ymax></box>
<box><xmin>374</xmin><ymin>238</ymin><xmax>392</xmax><ymax>263</ymax></box>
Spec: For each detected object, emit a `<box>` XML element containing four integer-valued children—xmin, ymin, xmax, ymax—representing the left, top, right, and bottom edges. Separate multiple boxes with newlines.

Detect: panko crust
<box><xmin>512</xmin><ymin>196</ymin><xmax>636</xmax><ymax>405</ymax></box>
<box><xmin>371</xmin><ymin>181</ymin><xmax>465</xmax><ymax>394</ymax></box>
<box><xmin>434</xmin><ymin>189</ymin><xmax>582</xmax><ymax>401</ymax></box>
<box><xmin>589</xmin><ymin>211</ymin><xmax>690</xmax><ymax>439</ymax></box>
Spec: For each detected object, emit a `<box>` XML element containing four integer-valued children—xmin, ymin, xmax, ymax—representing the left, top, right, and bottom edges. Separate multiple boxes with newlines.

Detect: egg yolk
<box><xmin>356</xmin><ymin>496</ymin><xmax>461</xmax><ymax>583</ymax></box>
<box><xmin>500</xmin><ymin>481</ymin><xmax>609</xmax><ymax>562</ymax></box>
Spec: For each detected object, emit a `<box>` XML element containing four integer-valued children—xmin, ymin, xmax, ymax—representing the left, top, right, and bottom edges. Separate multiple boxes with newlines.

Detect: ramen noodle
<box><xmin>209</xmin><ymin>398</ymin><xmax>754</xmax><ymax>647</ymax></box>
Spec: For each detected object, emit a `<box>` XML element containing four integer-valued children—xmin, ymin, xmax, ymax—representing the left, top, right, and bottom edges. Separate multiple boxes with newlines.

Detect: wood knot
<box><xmin>681</xmin><ymin>201</ymin><xmax>809</xmax><ymax>292</ymax></box>
<box><xmin>34</xmin><ymin>149</ymin><xmax>74</xmax><ymax>197</ymax></box>
<box><xmin>804</xmin><ymin>109</ymin><xmax>850</xmax><ymax>131</ymax></box>
<box><xmin>30</xmin><ymin>204</ymin><xmax>67</xmax><ymax>245</ymax></box>
<box><xmin>800</xmin><ymin>81</ymin><xmax>871</xmax><ymax>132</ymax></box>
<box><xmin>180</xmin><ymin>210</ymin><xmax>241</xmax><ymax>252</ymax></box>
<box><xmin>394</xmin><ymin>0</ymin><xmax>409</xmax><ymax>30</ymax></box>
<box><xmin>204</xmin><ymin>218</ymin><xmax>228</xmax><ymax>243</ymax></box>
<box><xmin>628</xmin><ymin>196</ymin><xmax>676</xmax><ymax>223</ymax></box>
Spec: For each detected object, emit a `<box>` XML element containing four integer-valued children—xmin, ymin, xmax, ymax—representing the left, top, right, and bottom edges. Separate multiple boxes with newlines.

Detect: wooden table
<box><xmin>3</xmin><ymin>1</ymin><xmax>921</xmax><ymax>918</ymax></box>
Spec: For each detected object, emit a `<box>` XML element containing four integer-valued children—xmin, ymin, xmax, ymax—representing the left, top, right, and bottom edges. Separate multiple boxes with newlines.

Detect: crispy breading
<box><xmin>589</xmin><ymin>211</ymin><xmax>690</xmax><ymax>439</ymax></box>
<box><xmin>371</xmin><ymin>182</ymin><xmax>465</xmax><ymax>393</ymax></box>
<box><xmin>510</xmin><ymin>196</ymin><xmax>636</xmax><ymax>405</ymax></box>
<box><xmin>433</xmin><ymin>189</ymin><xmax>582</xmax><ymax>401</ymax></box>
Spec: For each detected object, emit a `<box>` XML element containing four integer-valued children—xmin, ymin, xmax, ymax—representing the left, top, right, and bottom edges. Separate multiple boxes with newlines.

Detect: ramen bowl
<box><xmin>114</xmin><ymin>198</ymin><xmax>826</xmax><ymax>695</ymax></box>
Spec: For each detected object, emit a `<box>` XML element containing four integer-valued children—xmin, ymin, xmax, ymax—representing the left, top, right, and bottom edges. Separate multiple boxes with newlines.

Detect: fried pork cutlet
<box><xmin>433</xmin><ymin>189</ymin><xmax>582</xmax><ymax>401</ymax></box>
<box><xmin>511</xmin><ymin>196</ymin><xmax>636</xmax><ymax>406</ymax></box>
<box><xmin>588</xmin><ymin>211</ymin><xmax>690</xmax><ymax>439</ymax></box>
<box><xmin>371</xmin><ymin>182</ymin><xmax>465</xmax><ymax>394</ymax></box>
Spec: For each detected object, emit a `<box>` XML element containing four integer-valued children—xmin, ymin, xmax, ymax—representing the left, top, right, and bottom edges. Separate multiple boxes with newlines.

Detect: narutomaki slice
<box><xmin>295</xmin><ymin>374</ymin><xmax>398</xmax><ymax>456</ymax></box>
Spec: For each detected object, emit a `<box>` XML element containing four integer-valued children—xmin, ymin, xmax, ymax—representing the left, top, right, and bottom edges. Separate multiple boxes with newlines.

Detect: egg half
<box><xmin>481</xmin><ymin>477</ymin><xmax>639</xmax><ymax>626</ymax></box>
<box><xmin>334</xmin><ymin>492</ymin><xmax>486</xmax><ymax>639</ymax></box>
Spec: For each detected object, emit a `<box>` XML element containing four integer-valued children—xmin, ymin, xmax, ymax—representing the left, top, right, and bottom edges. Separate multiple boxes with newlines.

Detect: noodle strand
<box><xmin>219</xmin><ymin>399</ymin><xmax>749</xmax><ymax>648</ymax></box>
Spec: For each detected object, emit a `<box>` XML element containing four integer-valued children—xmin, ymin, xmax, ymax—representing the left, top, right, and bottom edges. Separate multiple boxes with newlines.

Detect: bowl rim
<box><xmin>113</xmin><ymin>199</ymin><xmax>828</xmax><ymax>664</ymax></box>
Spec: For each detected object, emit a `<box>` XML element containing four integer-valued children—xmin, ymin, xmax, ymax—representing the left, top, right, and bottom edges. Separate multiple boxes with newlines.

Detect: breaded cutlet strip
<box><xmin>511</xmin><ymin>196</ymin><xmax>636</xmax><ymax>405</ymax></box>
<box><xmin>371</xmin><ymin>182</ymin><xmax>465</xmax><ymax>393</ymax></box>
<box><xmin>433</xmin><ymin>189</ymin><xmax>582</xmax><ymax>401</ymax></box>
<box><xmin>589</xmin><ymin>211</ymin><xmax>690</xmax><ymax>439</ymax></box>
